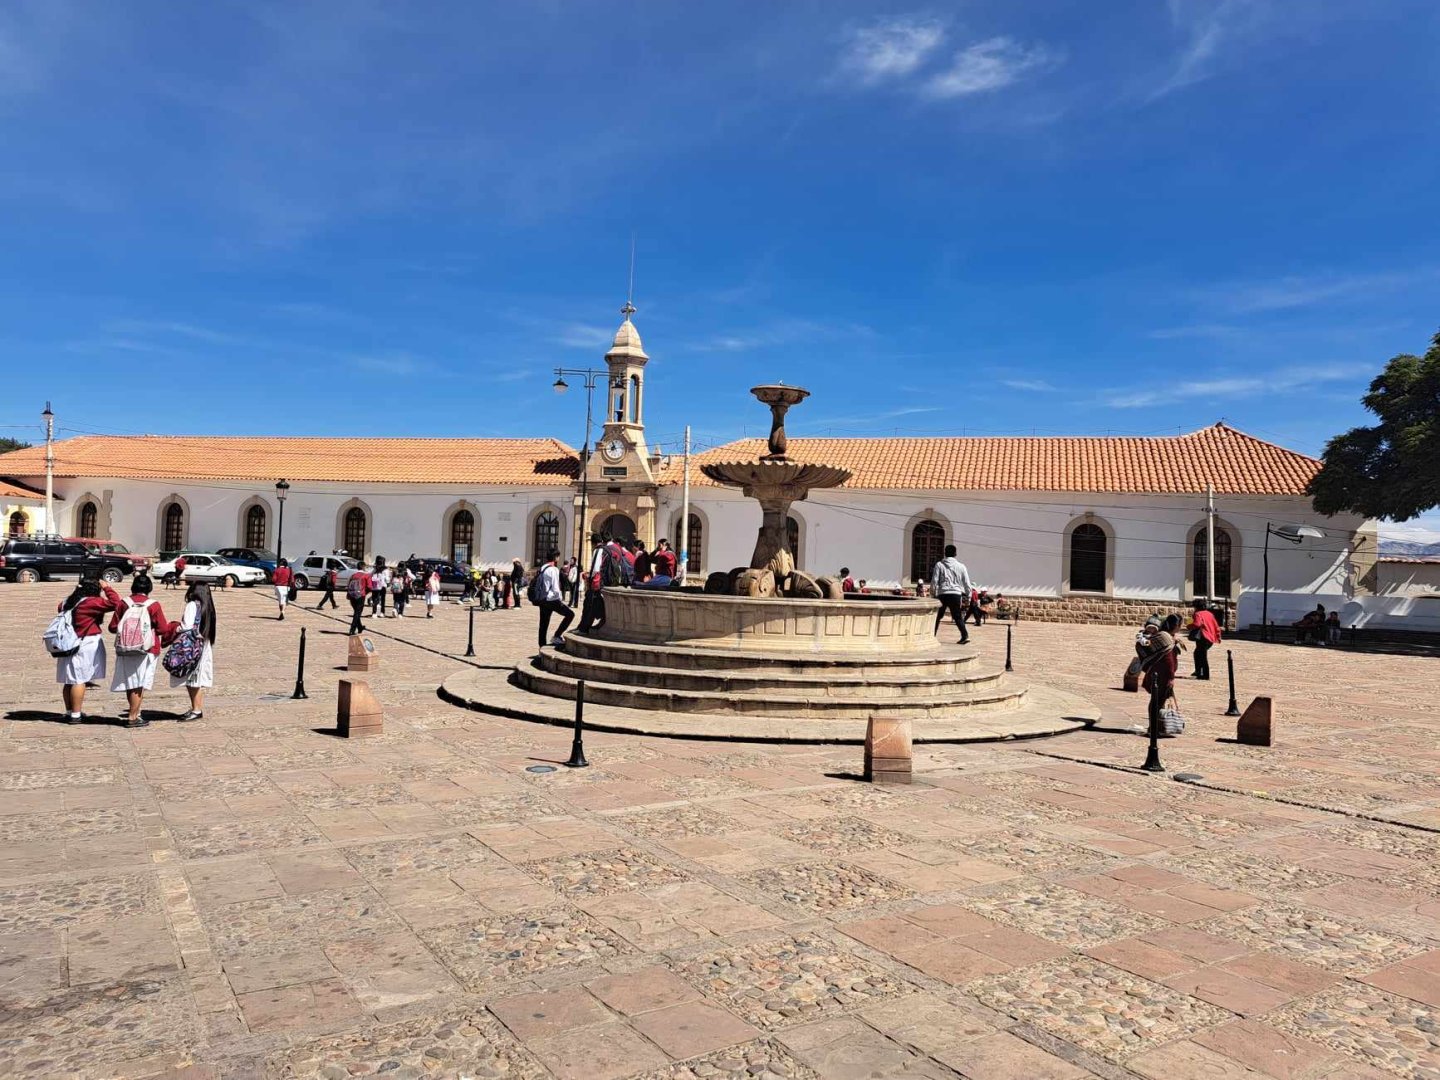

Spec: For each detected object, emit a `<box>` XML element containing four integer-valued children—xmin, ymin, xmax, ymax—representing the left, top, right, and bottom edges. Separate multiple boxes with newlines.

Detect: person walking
<box><xmin>171</xmin><ymin>554</ymin><xmax>187</xmax><ymax>589</ymax></box>
<box><xmin>271</xmin><ymin>558</ymin><xmax>293</xmax><ymax>620</ymax></box>
<box><xmin>108</xmin><ymin>575</ymin><xmax>174</xmax><ymax>728</ymax></box>
<box><xmin>346</xmin><ymin>564</ymin><xmax>372</xmax><ymax>634</ymax></box>
<box><xmin>1142</xmin><ymin>622</ymin><xmax>1179</xmax><ymax>737</ymax></box>
<box><xmin>930</xmin><ymin>544</ymin><xmax>973</xmax><ymax>645</ymax></box>
<box><xmin>370</xmin><ymin>558</ymin><xmax>390</xmax><ymax>618</ymax></box>
<box><xmin>535</xmin><ymin>549</ymin><xmax>575</xmax><ymax>648</ymax></box>
<box><xmin>55</xmin><ymin>574</ymin><xmax>123</xmax><ymax>723</ymax></box>
<box><xmin>424</xmin><ymin>568</ymin><xmax>441</xmax><ymax>618</ymax></box>
<box><xmin>392</xmin><ymin>564</ymin><xmax>412</xmax><ymax>617</ymax></box>
<box><xmin>509</xmin><ymin>558</ymin><xmax>526</xmax><ymax>609</ymax></box>
<box><xmin>1187</xmin><ymin>600</ymin><xmax>1221</xmax><ymax>680</ymax></box>
<box><xmin>315</xmin><ymin>565</ymin><xmax>338</xmax><ymax>609</ymax></box>
<box><xmin>170</xmin><ymin>582</ymin><xmax>216</xmax><ymax>722</ymax></box>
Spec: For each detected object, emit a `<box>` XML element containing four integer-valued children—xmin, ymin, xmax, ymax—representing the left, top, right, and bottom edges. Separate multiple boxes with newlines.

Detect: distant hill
<box><xmin>1380</xmin><ymin>539</ymin><xmax>1440</xmax><ymax>560</ymax></box>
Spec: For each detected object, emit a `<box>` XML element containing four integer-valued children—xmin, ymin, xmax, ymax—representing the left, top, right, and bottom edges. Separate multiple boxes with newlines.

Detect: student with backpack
<box><xmin>346</xmin><ymin>566</ymin><xmax>372</xmax><ymax>634</ymax></box>
<box><xmin>108</xmin><ymin>575</ymin><xmax>175</xmax><ymax>728</ymax></box>
<box><xmin>50</xmin><ymin>575</ymin><xmax>124</xmax><ymax>723</ymax></box>
<box><xmin>391</xmin><ymin>564</ymin><xmax>411</xmax><ymax>617</ymax></box>
<box><xmin>167</xmin><ymin>582</ymin><xmax>216</xmax><ymax>722</ymax></box>
<box><xmin>532</xmin><ymin>549</ymin><xmax>574</xmax><ymax>648</ymax></box>
<box><xmin>271</xmin><ymin>559</ymin><xmax>293</xmax><ymax>620</ymax></box>
<box><xmin>424</xmin><ymin>569</ymin><xmax>441</xmax><ymax>617</ymax></box>
<box><xmin>370</xmin><ymin>558</ymin><xmax>390</xmax><ymax>618</ymax></box>
<box><xmin>314</xmin><ymin>566</ymin><xmax>338</xmax><ymax>610</ymax></box>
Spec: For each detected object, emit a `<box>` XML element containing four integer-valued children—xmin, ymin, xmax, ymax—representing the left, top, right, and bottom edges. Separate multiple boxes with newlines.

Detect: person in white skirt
<box><xmin>425</xmin><ymin>569</ymin><xmax>441</xmax><ymax>618</ymax></box>
<box><xmin>272</xmin><ymin>559</ymin><xmax>294</xmax><ymax>620</ymax></box>
<box><xmin>55</xmin><ymin>576</ymin><xmax>124</xmax><ymax>723</ymax></box>
<box><xmin>108</xmin><ymin>575</ymin><xmax>175</xmax><ymax>729</ymax></box>
<box><xmin>171</xmin><ymin>582</ymin><xmax>217</xmax><ymax>722</ymax></box>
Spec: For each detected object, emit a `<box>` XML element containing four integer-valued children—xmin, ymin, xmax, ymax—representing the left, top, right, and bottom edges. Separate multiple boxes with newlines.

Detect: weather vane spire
<box><xmin>622</xmin><ymin>232</ymin><xmax>637</xmax><ymax>318</ymax></box>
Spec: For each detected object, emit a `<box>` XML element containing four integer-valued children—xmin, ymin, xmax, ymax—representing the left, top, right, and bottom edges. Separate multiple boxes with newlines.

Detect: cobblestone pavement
<box><xmin>1</xmin><ymin>581</ymin><xmax>1438</xmax><ymax>1078</ymax></box>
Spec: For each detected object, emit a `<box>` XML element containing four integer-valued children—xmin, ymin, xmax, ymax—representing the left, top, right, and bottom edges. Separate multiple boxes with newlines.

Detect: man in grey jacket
<box><xmin>931</xmin><ymin>544</ymin><xmax>973</xmax><ymax>645</ymax></box>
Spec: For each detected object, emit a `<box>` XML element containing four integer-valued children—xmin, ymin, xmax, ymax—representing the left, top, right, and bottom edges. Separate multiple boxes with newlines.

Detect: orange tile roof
<box><xmin>0</xmin><ymin>436</ymin><xmax>577</xmax><ymax>486</ymax></box>
<box><xmin>659</xmin><ymin>424</ymin><xmax>1320</xmax><ymax>495</ymax></box>
<box><xmin>0</xmin><ymin>477</ymin><xmax>49</xmax><ymax>501</ymax></box>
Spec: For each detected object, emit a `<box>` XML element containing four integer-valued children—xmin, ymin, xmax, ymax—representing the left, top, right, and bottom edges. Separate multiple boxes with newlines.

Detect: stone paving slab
<box><xmin>1</xmin><ymin>581</ymin><xmax>1439</xmax><ymax>1078</ymax></box>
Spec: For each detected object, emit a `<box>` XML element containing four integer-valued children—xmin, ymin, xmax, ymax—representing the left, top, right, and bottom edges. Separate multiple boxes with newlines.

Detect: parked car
<box><xmin>216</xmin><ymin>547</ymin><xmax>279</xmax><ymax>579</ymax></box>
<box><xmin>0</xmin><ymin>536</ymin><xmax>137</xmax><ymax>583</ymax></box>
<box><xmin>65</xmin><ymin>538</ymin><xmax>153</xmax><ymax>571</ymax></box>
<box><xmin>290</xmin><ymin>553</ymin><xmax>364</xmax><ymax>590</ymax></box>
<box><xmin>400</xmin><ymin>557</ymin><xmax>471</xmax><ymax>596</ymax></box>
<box><xmin>151</xmin><ymin>552</ymin><xmax>267</xmax><ymax>588</ymax></box>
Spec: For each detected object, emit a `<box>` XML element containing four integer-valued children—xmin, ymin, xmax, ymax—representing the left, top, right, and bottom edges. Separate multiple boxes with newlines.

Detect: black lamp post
<box><xmin>1261</xmin><ymin>522</ymin><xmax>1322</xmax><ymax>641</ymax></box>
<box><xmin>553</xmin><ymin>367</ymin><xmax>624</xmax><ymax>572</ymax></box>
<box><xmin>275</xmin><ymin>480</ymin><xmax>290</xmax><ymax>563</ymax></box>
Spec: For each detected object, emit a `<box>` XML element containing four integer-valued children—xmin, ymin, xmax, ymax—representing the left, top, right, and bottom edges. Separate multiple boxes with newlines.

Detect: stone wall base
<box><xmin>994</xmin><ymin>593</ymin><xmax>1235</xmax><ymax>629</ymax></box>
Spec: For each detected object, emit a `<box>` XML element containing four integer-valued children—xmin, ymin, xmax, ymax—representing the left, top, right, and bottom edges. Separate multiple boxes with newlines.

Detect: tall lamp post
<box><xmin>553</xmin><ymin>367</ymin><xmax>622</xmax><ymax>573</ymax></box>
<box><xmin>41</xmin><ymin>402</ymin><xmax>54</xmax><ymax>536</ymax></box>
<box><xmin>1261</xmin><ymin>523</ymin><xmax>1323</xmax><ymax>641</ymax></box>
<box><xmin>275</xmin><ymin>480</ymin><xmax>290</xmax><ymax>563</ymax></box>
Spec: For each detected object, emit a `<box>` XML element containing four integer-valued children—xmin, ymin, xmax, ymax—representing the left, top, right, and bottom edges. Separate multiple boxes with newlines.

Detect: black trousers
<box><xmin>933</xmin><ymin>594</ymin><xmax>970</xmax><ymax>642</ymax></box>
<box><xmin>538</xmin><ymin>599</ymin><xmax>575</xmax><ymax>646</ymax></box>
<box><xmin>1193</xmin><ymin>638</ymin><xmax>1212</xmax><ymax>679</ymax></box>
<box><xmin>316</xmin><ymin>584</ymin><xmax>337</xmax><ymax>609</ymax></box>
<box><xmin>370</xmin><ymin>588</ymin><xmax>387</xmax><ymax>615</ymax></box>
<box><xmin>394</xmin><ymin>590</ymin><xmax>408</xmax><ymax>616</ymax></box>
<box><xmin>348</xmin><ymin>597</ymin><xmax>366</xmax><ymax>634</ymax></box>
<box><xmin>578</xmin><ymin>590</ymin><xmax>606</xmax><ymax>633</ymax></box>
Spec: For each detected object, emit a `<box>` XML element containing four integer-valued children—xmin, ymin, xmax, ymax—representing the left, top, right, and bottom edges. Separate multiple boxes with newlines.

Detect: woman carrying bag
<box><xmin>165</xmin><ymin>582</ymin><xmax>216</xmax><ymax>722</ymax></box>
<box><xmin>53</xmin><ymin>576</ymin><xmax>124</xmax><ymax>723</ymax></box>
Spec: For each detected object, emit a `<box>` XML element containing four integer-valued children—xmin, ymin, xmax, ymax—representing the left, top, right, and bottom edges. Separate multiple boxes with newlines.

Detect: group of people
<box><xmin>1127</xmin><ymin>599</ymin><xmax>1225</xmax><ymax>738</ymax></box>
<box><xmin>50</xmin><ymin>572</ymin><xmax>216</xmax><ymax>727</ymax></box>
<box><xmin>1292</xmin><ymin>603</ymin><xmax>1343</xmax><ymax>645</ymax></box>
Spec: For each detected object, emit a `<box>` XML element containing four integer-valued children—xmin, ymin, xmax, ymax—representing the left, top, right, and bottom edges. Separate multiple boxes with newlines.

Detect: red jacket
<box><xmin>61</xmin><ymin>585</ymin><xmax>123</xmax><ymax>638</ymax></box>
<box><xmin>1189</xmin><ymin>609</ymin><xmax>1221</xmax><ymax>645</ymax></box>
<box><xmin>653</xmin><ymin>549</ymin><xmax>678</xmax><ymax>578</ymax></box>
<box><xmin>109</xmin><ymin>596</ymin><xmax>175</xmax><ymax>656</ymax></box>
<box><xmin>272</xmin><ymin>566</ymin><xmax>293</xmax><ymax>587</ymax></box>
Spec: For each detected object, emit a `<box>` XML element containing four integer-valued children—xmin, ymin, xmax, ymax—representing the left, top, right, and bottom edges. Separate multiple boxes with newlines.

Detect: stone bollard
<box><xmin>337</xmin><ymin>679</ymin><xmax>383</xmax><ymax>738</ymax></box>
<box><xmin>864</xmin><ymin>716</ymin><xmax>912</xmax><ymax>784</ymax></box>
<box><xmin>1237</xmin><ymin>696</ymin><xmax>1273</xmax><ymax>747</ymax></box>
<box><xmin>348</xmin><ymin>635</ymin><xmax>378</xmax><ymax>672</ymax></box>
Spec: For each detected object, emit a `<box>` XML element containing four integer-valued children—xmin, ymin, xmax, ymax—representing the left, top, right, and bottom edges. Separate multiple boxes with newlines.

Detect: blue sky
<box><xmin>2</xmin><ymin>1</ymin><xmax>1438</xmax><ymax>537</ymax></box>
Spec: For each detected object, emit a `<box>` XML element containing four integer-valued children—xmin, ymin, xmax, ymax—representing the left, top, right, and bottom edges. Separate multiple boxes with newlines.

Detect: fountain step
<box><xmin>565</xmin><ymin>634</ymin><xmax>978</xmax><ymax>677</ymax></box>
<box><xmin>513</xmin><ymin>658</ymin><xmax>1027</xmax><ymax>719</ymax></box>
<box><xmin>536</xmin><ymin>650</ymin><xmax>1004</xmax><ymax>697</ymax></box>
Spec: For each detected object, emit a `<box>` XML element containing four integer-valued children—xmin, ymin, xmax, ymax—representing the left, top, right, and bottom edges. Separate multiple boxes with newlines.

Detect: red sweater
<box><xmin>108</xmin><ymin>596</ymin><xmax>175</xmax><ymax>655</ymax></box>
<box><xmin>1189</xmin><ymin>609</ymin><xmax>1221</xmax><ymax>645</ymax></box>
<box><xmin>272</xmin><ymin>566</ymin><xmax>293</xmax><ymax>587</ymax></box>
<box><xmin>61</xmin><ymin>585</ymin><xmax>123</xmax><ymax>637</ymax></box>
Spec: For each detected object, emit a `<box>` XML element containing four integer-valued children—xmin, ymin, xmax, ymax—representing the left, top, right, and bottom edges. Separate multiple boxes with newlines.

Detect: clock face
<box><xmin>602</xmin><ymin>439</ymin><xmax>625</xmax><ymax>461</ymax></box>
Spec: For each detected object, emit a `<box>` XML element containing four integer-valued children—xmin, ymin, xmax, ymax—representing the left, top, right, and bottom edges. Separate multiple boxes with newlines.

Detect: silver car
<box><xmin>291</xmin><ymin>554</ymin><xmax>363</xmax><ymax>590</ymax></box>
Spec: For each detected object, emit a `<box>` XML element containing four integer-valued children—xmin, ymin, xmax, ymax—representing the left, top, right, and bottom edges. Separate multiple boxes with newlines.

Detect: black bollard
<box><xmin>565</xmin><ymin>678</ymin><xmax>589</xmax><ymax>768</ymax></box>
<box><xmin>1142</xmin><ymin>688</ymin><xmax>1164</xmax><ymax>772</ymax></box>
<box><xmin>291</xmin><ymin>627</ymin><xmax>309</xmax><ymax>700</ymax></box>
<box><xmin>464</xmin><ymin>605</ymin><xmax>476</xmax><ymax>658</ymax></box>
<box><xmin>1004</xmin><ymin>623</ymin><xmax>1014</xmax><ymax>672</ymax></box>
<box><xmin>1224</xmin><ymin>649</ymin><xmax>1240</xmax><ymax>716</ymax></box>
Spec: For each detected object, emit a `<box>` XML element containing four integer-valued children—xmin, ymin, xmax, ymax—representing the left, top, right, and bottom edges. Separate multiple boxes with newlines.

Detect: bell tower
<box><xmin>598</xmin><ymin>301</ymin><xmax>649</xmax><ymax>461</ymax></box>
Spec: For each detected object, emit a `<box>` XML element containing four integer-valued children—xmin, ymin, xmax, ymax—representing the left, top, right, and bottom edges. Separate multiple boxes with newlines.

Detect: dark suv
<box><xmin>0</xmin><ymin>537</ymin><xmax>137</xmax><ymax>583</ymax></box>
<box><xmin>400</xmin><ymin>557</ymin><xmax>470</xmax><ymax>596</ymax></box>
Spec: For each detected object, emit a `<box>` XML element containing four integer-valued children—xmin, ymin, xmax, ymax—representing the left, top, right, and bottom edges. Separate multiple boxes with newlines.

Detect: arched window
<box><xmin>599</xmin><ymin>513</ymin><xmax>636</xmax><ymax>544</ymax></box>
<box><xmin>674</xmin><ymin>513</ymin><xmax>702</xmax><ymax>574</ymax></box>
<box><xmin>8</xmin><ymin>510</ymin><xmax>27</xmax><ymax>537</ymax></box>
<box><xmin>629</xmin><ymin>374</ymin><xmax>641</xmax><ymax>423</ymax></box>
<box><xmin>343</xmin><ymin>507</ymin><xmax>366</xmax><ymax>559</ymax></box>
<box><xmin>910</xmin><ymin>519</ymin><xmax>945</xmax><ymax>583</ymax></box>
<box><xmin>1193</xmin><ymin>527</ymin><xmax>1234</xmax><ymax>599</ymax></box>
<box><xmin>1069</xmin><ymin>523</ymin><xmax>1107</xmax><ymax>593</ymax></box>
<box><xmin>532</xmin><ymin>511</ymin><xmax>559</xmax><ymax>565</ymax></box>
<box><xmin>163</xmin><ymin>503</ymin><xmax>185</xmax><ymax>551</ymax></box>
<box><xmin>785</xmin><ymin>516</ymin><xmax>801</xmax><ymax>569</ymax></box>
<box><xmin>78</xmin><ymin>501</ymin><xmax>98</xmax><ymax>539</ymax></box>
<box><xmin>450</xmin><ymin>509</ymin><xmax>475</xmax><ymax>563</ymax></box>
<box><xmin>244</xmin><ymin>504</ymin><xmax>267</xmax><ymax>549</ymax></box>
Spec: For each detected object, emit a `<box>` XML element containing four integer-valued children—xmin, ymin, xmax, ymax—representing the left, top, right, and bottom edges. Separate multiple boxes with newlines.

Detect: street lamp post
<box><xmin>1261</xmin><ymin>522</ymin><xmax>1323</xmax><ymax>641</ymax></box>
<box><xmin>41</xmin><ymin>402</ymin><xmax>54</xmax><ymax>536</ymax></box>
<box><xmin>553</xmin><ymin>367</ymin><xmax>622</xmax><ymax>576</ymax></box>
<box><xmin>275</xmin><ymin>480</ymin><xmax>290</xmax><ymax>563</ymax></box>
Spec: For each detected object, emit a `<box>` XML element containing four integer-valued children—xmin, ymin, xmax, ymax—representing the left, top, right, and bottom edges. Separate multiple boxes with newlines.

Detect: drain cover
<box><xmin>526</xmin><ymin>765</ymin><xmax>557</xmax><ymax>774</ymax></box>
<box><xmin>1173</xmin><ymin>772</ymin><xmax>1205</xmax><ymax>783</ymax></box>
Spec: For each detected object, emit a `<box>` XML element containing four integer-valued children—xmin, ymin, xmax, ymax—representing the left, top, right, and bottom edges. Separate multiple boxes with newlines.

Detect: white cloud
<box><xmin>1380</xmin><ymin>516</ymin><xmax>1440</xmax><ymax>546</ymax></box>
<box><xmin>838</xmin><ymin>16</ymin><xmax>946</xmax><ymax>85</ymax></box>
<box><xmin>1001</xmin><ymin>378</ymin><xmax>1059</xmax><ymax>392</ymax></box>
<box><xmin>1102</xmin><ymin>362</ymin><xmax>1371</xmax><ymax>408</ymax></box>
<box><xmin>550</xmin><ymin>323</ymin><xmax>614</xmax><ymax>349</ymax></box>
<box><xmin>1148</xmin><ymin>0</ymin><xmax>1267</xmax><ymax>101</ymax></box>
<box><xmin>678</xmin><ymin>318</ymin><xmax>873</xmax><ymax>354</ymax></box>
<box><xmin>921</xmin><ymin>37</ymin><xmax>1059</xmax><ymax>99</ymax></box>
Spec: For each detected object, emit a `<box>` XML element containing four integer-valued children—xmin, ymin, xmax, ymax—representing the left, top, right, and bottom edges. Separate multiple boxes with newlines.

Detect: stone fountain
<box><xmin>439</xmin><ymin>385</ymin><xmax>1100</xmax><ymax>740</ymax></box>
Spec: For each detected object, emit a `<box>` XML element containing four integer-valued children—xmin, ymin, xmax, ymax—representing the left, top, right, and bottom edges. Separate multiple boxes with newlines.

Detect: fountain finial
<box><xmin>750</xmin><ymin>384</ymin><xmax>809</xmax><ymax>459</ymax></box>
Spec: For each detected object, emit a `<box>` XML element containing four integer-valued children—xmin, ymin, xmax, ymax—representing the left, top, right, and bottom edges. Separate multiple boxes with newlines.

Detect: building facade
<box><xmin>0</xmin><ymin>311</ymin><xmax>1376</xmax><ymax>628</ymax></box>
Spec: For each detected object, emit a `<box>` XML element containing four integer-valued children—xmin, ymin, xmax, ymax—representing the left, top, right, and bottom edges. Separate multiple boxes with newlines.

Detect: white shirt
<box><xmin>539</xmin><ymin>563</ymin><xmax>563</xmax><ymax>602</ymax></box>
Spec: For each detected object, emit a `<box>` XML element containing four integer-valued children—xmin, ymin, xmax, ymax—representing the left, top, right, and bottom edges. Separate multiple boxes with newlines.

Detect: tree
<box><xmin>1309</xmin><ymin>329</ymin><xmax>1440</xmax><ymax>521</ymax></box>
<box><xmin>0</xmin><ymin>437</ymin><xmax>31</xmax><ymax>453</ymax></box>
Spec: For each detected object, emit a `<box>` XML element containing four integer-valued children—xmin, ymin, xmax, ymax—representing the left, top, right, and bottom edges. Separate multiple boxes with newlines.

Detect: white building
<box><xmin>0</xmin><ymin>311</ymin><xmax>1379</xmax><ymax>628</ymax></box>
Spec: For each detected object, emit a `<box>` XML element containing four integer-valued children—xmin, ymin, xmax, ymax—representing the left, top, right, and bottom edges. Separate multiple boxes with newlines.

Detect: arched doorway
<box><xmin>7</xmin><ymin>510</ymin><xmax>27</xmax><ymax>537</ymax></box>
<box><xmin>78</xmin><ymin>501</ymin><xmax>98</xmax><ymax>539</ymax></box>
<box><xmin>449</xmin><ymin>509</ymin><xmax>475</xmax><ymax>564</ymax></box>
<box><xmin>910</xmin><ymin>519</ymin><xmax>945</xmax><ymax>583</ymax></box>
<box><xmin>531</xmin><ymin>511</ymin><xmax>560</xmax><ymax>565</ymax></box>
<box><xmin>343</xmin><ymin>507</ymin><xmax>367</xmax><ymax>558</ymax></box>
<box><xmin>162</xmin><ymin>502</ymin><xmax>186</xmax><ymax>551</ymax></box>
<box><xmin>244</xmin><ymin>504</ymin><xmax>267</xmax><ymax>549</ymax></box>
<box><xmin>598</xmin><ymin>513</ymin><xmax>636</xmax><ymax>544</ymax></box>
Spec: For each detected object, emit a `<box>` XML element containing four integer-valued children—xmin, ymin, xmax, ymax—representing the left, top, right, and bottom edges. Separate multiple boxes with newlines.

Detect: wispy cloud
<box><xmin>1148</xmin><ymin>0</ymin><xmax>1265</xmax><ymax>101</ymax></box>
<box><xmin>677</xmin><ymin>318</ymin><xmax>873</xmax><ymax>354</ymax></box>
<box><xmin>351</xmin><ymin>352</ymin><xmax>430</xmax><ymax>376</ymax></box>
<box><xmin>1191</xmin><ymin>270</ymin><xmax>1421</xmax><ymax>315</ymax></box>
<box><xmin>921</xmin><ymin>37</ymin><xmax>1060</xmax><ymax>99</ymax></box>
<box><xmin>550</xmin><ymin>323</ymin><xmax>614</xmax><ymax>349</ymax></box>
<box><xmin>1102</xmin><ymin>362</ymin><xmax>1370</xmax><ymax>408</ymax></box>
<box><xmin>801</xmin><ymin>405</ymin><xmax>942</xmax><ymax>428</ymax></box>
<box><xmin>101</xmin><ymin>319</ymin><xmax>240</xmax><ymax>344</ymax></box>
<box><xmin>1001</xmin><ymin>378</ymin><xmax>1059</xmax><ymax>392</ymax></box>
<box><xmin>838</xmin><ymin>16</ymin><xmax>946</xmax><ymax>85</ymax></box>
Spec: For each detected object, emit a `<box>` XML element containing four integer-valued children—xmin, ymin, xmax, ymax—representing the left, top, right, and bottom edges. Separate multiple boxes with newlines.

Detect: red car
<box><xmin>66</xmin><ymin>538</ymin><xmax>152</xmax><ymax>571</ymax></box>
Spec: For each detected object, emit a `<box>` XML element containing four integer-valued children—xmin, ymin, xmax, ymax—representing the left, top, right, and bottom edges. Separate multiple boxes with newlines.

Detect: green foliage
<box><xmin>1309</xmin><ymin>330</ymin><xmax>1440</xmax><ymax>520</ymax></box>
<box><xmin>0</xmin><ymin>437</ymin><xmax>32</xmax><ymax>453</ymax></box>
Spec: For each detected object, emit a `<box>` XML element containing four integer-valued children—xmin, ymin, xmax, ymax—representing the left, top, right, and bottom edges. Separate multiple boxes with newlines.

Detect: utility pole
<box><xmin>679</xmin><ymin>425</ymin><xmax>691</xmax><ymax>581</ymax></box>
<box><xmin>42</xmin><ymin>402</ymin><xmax>54</xmax><ymax>535</ymax></box>
<box><xmin>1205</xmin><ymin>483</ymin><xmax>1216</xmax><ymax>603</ymax></box>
